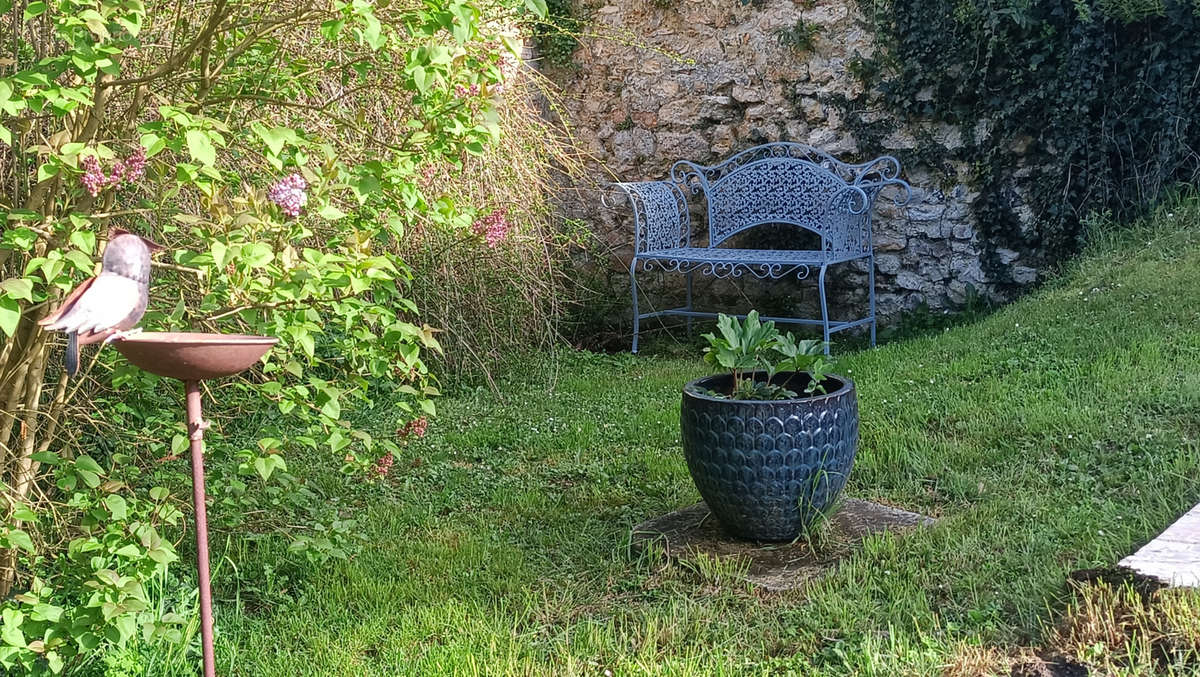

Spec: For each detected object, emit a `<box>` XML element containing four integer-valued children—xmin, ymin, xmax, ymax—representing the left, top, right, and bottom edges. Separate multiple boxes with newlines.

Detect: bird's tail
<box><xmin>65</xmin><ymin>332</ymin><xmax>79</xmax><ymax>377</ymax></box>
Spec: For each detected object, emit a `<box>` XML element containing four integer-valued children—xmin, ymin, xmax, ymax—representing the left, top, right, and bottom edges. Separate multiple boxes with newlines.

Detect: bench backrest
<box><xmin>704</xmin><ymin>158</ymin><xmax>850</xmax><ymax>247</ymax></box>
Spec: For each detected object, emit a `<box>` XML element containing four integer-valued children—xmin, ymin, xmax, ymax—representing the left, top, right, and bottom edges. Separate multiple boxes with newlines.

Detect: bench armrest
<box><xmin>605</xmin><ymin>181</ymin><xmax>692</xmax><ymax>253</ymax></box>
<box><xmin>669</xmin><ymin>160</ymin><xmax>712</xmax><ymax>197</ymax></box>
<box><xmin>856</xmin><ymin>177</ymin><xmax>913</xmax><ymax>207</ymax></box>
<box><xmin>822</xmin><ymin>176</ymin><xmax>912</xmax><ymax>256</ymax></box>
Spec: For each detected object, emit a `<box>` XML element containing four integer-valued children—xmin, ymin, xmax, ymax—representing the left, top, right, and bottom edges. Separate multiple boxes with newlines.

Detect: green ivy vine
<box><xmin>837</xmin><ymin>0</ymin><xmax>1200</xmax><ymax>281</ymax></box>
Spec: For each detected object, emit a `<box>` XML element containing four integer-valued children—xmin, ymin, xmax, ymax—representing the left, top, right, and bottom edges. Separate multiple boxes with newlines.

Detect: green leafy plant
<box><xmin>0</xmin><ymin>0</ymin><xmax>554</xmax><ymax>671</ymax></box>
<box><xmin>776</xmin><ymin>18</ymin><xmax>822</xmax><ymax>53</ymax></box>
<box><xmin>699</xmin><ymin>311</ymin><xmax>834</xmax><ymax>400</ymax></box>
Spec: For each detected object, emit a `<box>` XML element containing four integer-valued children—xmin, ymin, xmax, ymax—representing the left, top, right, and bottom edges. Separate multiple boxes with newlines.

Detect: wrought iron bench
<box><xmin>610</xmin><ymin>142</ymin><xmax>912</xmax><ymax>353</ymax></box>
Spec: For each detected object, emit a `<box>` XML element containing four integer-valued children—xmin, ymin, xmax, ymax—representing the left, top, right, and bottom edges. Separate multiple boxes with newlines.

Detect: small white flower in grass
<box><xmin>1067</xmin><ymin>434</ymin><xmax>1073</xmax><ymax>439</ymax></box>
<box><xmin>1098</xmin><ymin>530</ymin><xmax>1105</xmax><ymax>535</ymax></box>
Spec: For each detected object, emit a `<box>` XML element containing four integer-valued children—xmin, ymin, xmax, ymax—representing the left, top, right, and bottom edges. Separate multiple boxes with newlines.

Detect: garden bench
<box><xmin>610</xmin><ymin>142</ymin><xmax>912</xmax><ymax>354</ymax></box>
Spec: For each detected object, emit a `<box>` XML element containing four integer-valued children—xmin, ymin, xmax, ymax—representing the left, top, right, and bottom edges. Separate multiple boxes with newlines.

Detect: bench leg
<box><xmin>868</xmin><ymin>253</ymin><xmax>877</xmax><ymax>348</ymax></box>
<box><xmin>818</xmin><ymin>263</ymin><xmax>831</xmax><ymax>355</ymax></box>
<box><xmin>685</xmin><ymin>270</ymin><xmax>694</xmax><ymax>337</ymax></box>
<box><xmin>630</xmin><ymin>259</ymin><xmax>641</xmax><ymax>354</ymax></box>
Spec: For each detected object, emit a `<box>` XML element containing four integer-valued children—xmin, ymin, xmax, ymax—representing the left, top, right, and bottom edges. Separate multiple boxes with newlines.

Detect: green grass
<box><xmin>210</xmin><ymin>207</ymin><xmax>1200</xmax><ymax>675</ymax></box>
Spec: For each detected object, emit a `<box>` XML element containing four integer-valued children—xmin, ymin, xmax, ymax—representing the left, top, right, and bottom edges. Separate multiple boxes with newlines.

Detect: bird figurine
<box><xmin>39</xmin><ymin>228</ymin><xmax>163</xmax><ymax>375</ymax></box>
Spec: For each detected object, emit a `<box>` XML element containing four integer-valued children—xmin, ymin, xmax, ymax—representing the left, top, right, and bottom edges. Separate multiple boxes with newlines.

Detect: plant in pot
<box><xmin>680</xmin><ymin>311</ymin><xmax>859</xmax><ymax>541</ymax></box>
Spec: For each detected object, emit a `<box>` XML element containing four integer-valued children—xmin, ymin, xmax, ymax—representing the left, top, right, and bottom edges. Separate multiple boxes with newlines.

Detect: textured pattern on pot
<box><xmin>680</xmin><ymin>372</ymin><xmax>859</xmax><ymax>541</ymax></box>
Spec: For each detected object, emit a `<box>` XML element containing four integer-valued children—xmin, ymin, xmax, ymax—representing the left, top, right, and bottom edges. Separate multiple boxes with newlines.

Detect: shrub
<box><xmin>0</xmin><ymin>0</ymin><xmax>551</xmax><ymax>672</ymax></box>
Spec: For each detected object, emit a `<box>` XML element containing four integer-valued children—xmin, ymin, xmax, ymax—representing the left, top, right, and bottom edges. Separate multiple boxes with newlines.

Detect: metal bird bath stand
<box><xmin>112</xmin><ymin>333</ymin><xmax>278</xmax><ymax>677</ymax></box>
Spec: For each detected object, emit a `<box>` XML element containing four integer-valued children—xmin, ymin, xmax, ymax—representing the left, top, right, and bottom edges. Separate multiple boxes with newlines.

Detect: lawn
<box><xmin>213</xmin><ymin>209</ymin><xmax>1200</xmax><ymax>675</ymax></box>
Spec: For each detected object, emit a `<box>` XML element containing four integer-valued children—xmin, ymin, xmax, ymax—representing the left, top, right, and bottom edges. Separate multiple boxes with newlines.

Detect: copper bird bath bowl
<box><xmin>113</xmin><ymin>333</ymin><xmax>278</xmax><ymax>677</ymax></box>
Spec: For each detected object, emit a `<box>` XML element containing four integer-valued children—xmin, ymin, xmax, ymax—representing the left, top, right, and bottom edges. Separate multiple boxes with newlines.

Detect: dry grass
<box><xmin>403</xmin><ymin>68</ymin><xmax>590</xmax><ymax>383</ymax></box>
<box><xmin>1047</xmin><ymin>579</ymin><xmax>1200</xmax><ymax>675</ymax></box>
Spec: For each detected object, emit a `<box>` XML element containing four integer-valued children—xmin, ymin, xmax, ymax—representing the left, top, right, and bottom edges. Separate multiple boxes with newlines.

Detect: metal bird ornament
<box><xmin>39</xmin><ymin>228</ymin><xmax>163</xmax><ymax>375</ymax></box>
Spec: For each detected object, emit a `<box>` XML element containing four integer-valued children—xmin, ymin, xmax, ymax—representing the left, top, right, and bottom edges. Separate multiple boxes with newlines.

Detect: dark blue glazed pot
<box><xmin>680</xmin><ymin>371</ymin><xmax>858</xmax><ymax>541</ymax></box>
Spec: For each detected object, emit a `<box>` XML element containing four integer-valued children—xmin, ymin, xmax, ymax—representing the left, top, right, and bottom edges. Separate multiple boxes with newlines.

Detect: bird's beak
<box><xmin>141</xmin><ymin>237</ymin><xmax>166</xmax><ymax>253</ymax></box>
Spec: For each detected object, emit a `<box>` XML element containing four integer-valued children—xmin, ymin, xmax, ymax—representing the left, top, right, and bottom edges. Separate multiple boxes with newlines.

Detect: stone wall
<box><xmin>552</xmin><ymin>0</ymin><xmax>1042</xmax><ymax>327</ymax></box>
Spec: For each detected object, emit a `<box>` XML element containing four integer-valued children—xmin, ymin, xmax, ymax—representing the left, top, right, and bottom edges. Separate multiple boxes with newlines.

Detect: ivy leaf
<box><xmin>185</xmin><ymin>129</ymin><xmax>216</xmax><ymax>166</ymax></box>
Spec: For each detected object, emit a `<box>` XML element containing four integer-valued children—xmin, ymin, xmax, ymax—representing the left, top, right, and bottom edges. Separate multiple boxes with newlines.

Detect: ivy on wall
<box><xmin>841</xmin><ymin>0</ymin><xmax>1200</xmax><ymax>280</ymax></box>
<box><xmin>534</xmin><ymin>0</ymin><xmax>584</xmax><ymax>67</ymax></box>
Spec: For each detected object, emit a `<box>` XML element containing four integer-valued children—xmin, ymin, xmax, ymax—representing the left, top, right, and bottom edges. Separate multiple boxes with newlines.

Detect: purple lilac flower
<box><xmin>455</xmin><ymin>83</ymin><xmax>481</xmax><ymax>98</ymax></box>
<box><xmin>79</xmin><ymin>146</ymin><xmax>149</xmax><ymax>197</ymax></box>
<box><xmin>268</xmin><ymin>173</ymin><xmax>308</xmax><ymax>217</ymax></box>
<box><xmin>124</xmin><ymin>146</ymin><xmax>146</xmax><ymax>182</ymax></box>
<box><xmin>472</xmin><ymin>209</ymin><xmax>511</xmax><ymax>248</ymax></box>
<box><xmin>80</xmin><ymin>155</ymin><xmax>106</xmax><ymax>197</ymax></box>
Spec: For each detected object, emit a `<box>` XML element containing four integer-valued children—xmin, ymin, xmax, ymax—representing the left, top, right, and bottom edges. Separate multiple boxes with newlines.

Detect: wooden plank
<box><xmin>1119</xmin><ymin>503</ymin><xmax>1200</xmax><ymax>587</ymax></box>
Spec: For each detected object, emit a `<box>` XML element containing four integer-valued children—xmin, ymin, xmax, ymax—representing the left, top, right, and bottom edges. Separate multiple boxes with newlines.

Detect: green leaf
<box><xmin>22</xmin><ymin>1</ymin><xmax>46</xmax><ymax>19</ymax></box>
<box><xmin>253</xmin><ymin>456</ymin><xmax>278</xmax><ymax>481</ymax></box>
<box><xmin>0</xmin><ymin>278</ymin><xmax>33</xmax><ymax>302</ymax></box>
<box><xmin>411</xmin><ymin>65</ymin><xmax>430</xmax><ymax>94</ymax></box>
<box><xmin>253</xmin><ymin>125</ymin><xmax>294</xmax><ymax>156</ymax></box>
<box><xmin>30</xmin><ymin>451</ymin><xmax>59</xmax><ymax>464</ymax></box>
<box><xmin>46</xmin><ymin>650</ymin><xmax>63</xmax><ymax>674</ymax></box>
<box><xmin>64</xmin><ymin>249</ymin><xmax>94</xmax><ymax>273</ymax></box>
<box><xmin>319</xmin><ymin>203</ymin><xmax>347</xmax><ymax>220</ymax></box>
<box><xmin>240</xmin><ymin>242</ymin><xmax>274</xmax><ymax>268</ymax></box>
<box><xmin>69</xmin><ymin>230</ymin><xmax>96</xmax><ymax>255</ymax></box>
<box><xmin>11</xmin><ymin>507</ymin><xmax>36</xmax><ymax>521</ymax></box>
<box><xmin>103</xmin><ymin>495</ymin><xmax>128</xmax><ymax>520</ymax></box>
<box><xmin>320</xmin><ymin>18</ymin><xmax>346</xmax><ymax>41</ymax></box>
<box><xmin>149</xmin><ymin>486</ymin><xmax>169</xmax><ymax>501</ymax></box>
<box><xmin>524</xmin><ymin>0</ymin><xmax>548</xmax><ymax>19</ymax></box>
<box><xmin>185</xmin><ymin>129</ymin><xmax>216</xmax><ymax>166</ymax></box>
<box><xmin>6</xmin><ymin>529</ymin><xmax>33</xmax><ymax>554</ymax></box>
<box><xmin>320</xmin><ymin>394</ymin><xmax>341</xmax><ymax>420</ymax></box>
<box><xmin>77</xmin><ymin>470</ymin><xmax>101</xmax><ymax>488</ymax></box>
<box><xmin>209</xmin><ymin>240</ymin><xmax>231</xmax><ymax>268</ymax></box>
<box><xmin>75</xmin><ymin>455</ymin><xmax>103</xmax><ymax>473</ymax></box>
<box><xmin>0</xmin><ymin>297</ymin><xmax>20</xmax><ymax>337</ymax></box>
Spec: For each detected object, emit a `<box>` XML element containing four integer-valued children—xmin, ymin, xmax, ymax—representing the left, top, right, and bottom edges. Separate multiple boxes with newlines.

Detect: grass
<box><xmin>203</xmin><ymin>205</ymin><xmax>1200</xmax><ymax>675</ymax></box>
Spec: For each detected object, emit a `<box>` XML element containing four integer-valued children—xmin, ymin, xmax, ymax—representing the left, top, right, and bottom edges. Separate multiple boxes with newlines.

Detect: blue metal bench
<box><xmin>610</xmin><ymin>142</ymin><xmax>912</xmax><ymax>354</ymax></box>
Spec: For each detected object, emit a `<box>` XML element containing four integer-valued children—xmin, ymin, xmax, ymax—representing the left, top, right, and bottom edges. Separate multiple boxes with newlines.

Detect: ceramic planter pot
<box><xmin>680</xmin><ymin>371</ymin><xmax>858</xmax><ymax>541</ymax></box>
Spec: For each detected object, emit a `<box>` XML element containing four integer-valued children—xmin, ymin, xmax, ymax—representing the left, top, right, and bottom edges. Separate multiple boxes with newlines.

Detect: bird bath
<box><xmin>113</xmin><ymin>332</ymin><xmax>278</xmax><ymax>677</ymax></box>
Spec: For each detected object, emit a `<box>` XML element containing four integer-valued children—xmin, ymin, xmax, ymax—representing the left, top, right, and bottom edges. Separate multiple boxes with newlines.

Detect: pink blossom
<box><xmin>124</xmin><ymin>146</ymin><xmax>146</xmax><ymax>182</ymax></box>
<box><xmin>472</xmin><ymin>209</ymin><xmax>511</xmax><ymax>248</ymax></box>
<box><xmin>455</xmin><ymin>83</ymin><xmax>481</xmax><ymax>98</ymax></box>
<box><xmin>79</xmin><ymin>146</ymin><xmax>147</xmax><ymax>197</ymax></box>
<box><xmin>370</xmin><ymin>453</ymin><xmax>394</xmax><ymax>478</ymax></box>
<box><xmin>397</xmin><ymin>416</ymin><xmax>428</xmax><ymax>439</ymax></box>
<box><xmin>268</xmin><ymin>173</ymin><xmax>308</xmax><ymax>217</ymax></box>
<box><xmin>80</xmin><ymin>155</ymin><xmax>106</xmax><ymax>197</ymax></box>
